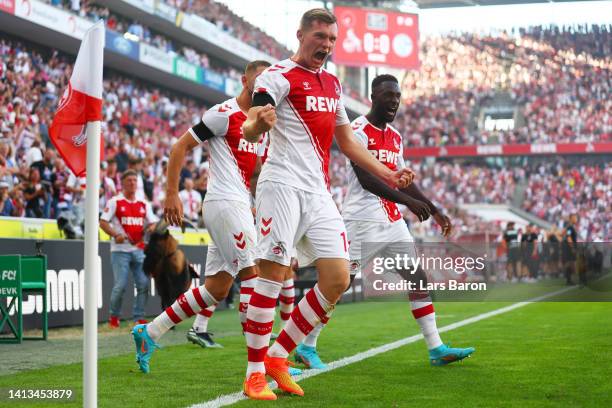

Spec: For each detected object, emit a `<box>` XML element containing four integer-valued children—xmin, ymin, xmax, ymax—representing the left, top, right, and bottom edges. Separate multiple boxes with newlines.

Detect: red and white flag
<box><xmin>49</xmin><ymin>21</ymin><xmax>105</xmax><ymax>177</ymax></box>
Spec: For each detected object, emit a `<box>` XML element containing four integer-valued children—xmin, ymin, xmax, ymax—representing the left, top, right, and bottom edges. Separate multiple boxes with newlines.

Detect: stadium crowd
<box><xmin>1</xmin><ymin>24</ymin><xmax>610</xmax><ymax>242</ymax></box>
<box><xmin>400</xmin><ymin>25</ymin><xmax>611</xmax><ymax>147</ymax></box>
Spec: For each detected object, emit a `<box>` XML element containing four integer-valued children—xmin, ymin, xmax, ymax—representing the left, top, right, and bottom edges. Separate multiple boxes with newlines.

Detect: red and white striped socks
<box><xmin>245</xmin><ymin>278</ymin><xmax>282</xmax><ymax>377</ymax></box>
<box><xmin>239</xmin><ymin>274</ymin><xmax>257</xmax><ymax>332</ymax></box>
<box><xmin>279</xmin><ymin>278</ymin><xmax>295</xmax><ymax>329</ymax></box>
<box><xmin>192</xmin><ymin>305</ymin><xmax>217</xmax><ymax>333</ymax></box>
<box><xmin>268</xmin><ymin>284</ymin><xmax>333</xmax><ymax>359</ymax></box>
<box><xmin>302</xmin><ymin>321</ymin><xmax>326</xmax><ymax>347</ymax></box>
<box><xmin>147</xmin><ymin>285</ymin><xmax>218</xmax><ymax>342</ymax></box>
<box><xmin>409</xmin><ymin>291</ymin><xmax>442</xmax><ymax>350</ymax></box>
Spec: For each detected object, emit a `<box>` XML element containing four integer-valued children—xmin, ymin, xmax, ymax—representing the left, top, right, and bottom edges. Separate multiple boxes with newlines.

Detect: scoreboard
<box><xmin>333</xmin><ymin>6</ymin><xmax>419</xmax><ymax>69</ymax></box>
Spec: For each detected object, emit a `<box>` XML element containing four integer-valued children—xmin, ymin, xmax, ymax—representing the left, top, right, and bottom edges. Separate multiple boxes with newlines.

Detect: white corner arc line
<box><xmin>189</xmin><ymin>285</ymin><xmax>577</xmax><ymax>408</ymax></box>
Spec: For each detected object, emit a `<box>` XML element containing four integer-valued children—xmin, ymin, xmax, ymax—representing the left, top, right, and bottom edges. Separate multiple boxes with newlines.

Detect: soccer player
<box><xmin>239</xmin><ymin>9</ymin><xmax>413</xmax><ymax>400</ymax></box>
<box><xmin>294</xmin><ymin>74</ymin><xmax>475</xmax><ymax>369</ymax></box>
<box><xmin>131</xmin><ymin>60</ymin><xmax>272</xmax><ymax>373</ymax></box>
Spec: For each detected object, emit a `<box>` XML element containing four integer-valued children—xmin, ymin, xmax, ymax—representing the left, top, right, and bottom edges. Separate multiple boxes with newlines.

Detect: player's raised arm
<box><xmin>164</xmin><ymin>132</ymin><xmax>199</xmax><ymax>226</ymax></box>
<box><xmin>335</xmin><ymin>123</ymin><xmax>414</xmax><ymax>189</ymax></box>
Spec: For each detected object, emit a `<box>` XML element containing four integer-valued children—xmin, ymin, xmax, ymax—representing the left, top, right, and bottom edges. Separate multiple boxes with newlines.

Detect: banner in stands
<box><xmin>333</xmin><ymin>6</ymin><xmax>419</xmax><ymax>69</ymax></box>
<box><xmin>106</xmin><ymin>30</ymin><xmax>139</xmax><ymax>60</ymax></box>
<box><xmin>14</xmin><ymin>0</ymin><xmax>93</xmax><ymax>40</ymax></box>
<box><xmin>138</xmin><ymin>43</ymin><xmax>174</xmax><ymax>73</ymax></box>
<box><xmin>405</xmin><ymin>142</ymin><xmax>612</xmax><ymax>158</ymax></box>
<box><xmin>178</xmin><ymin>12</ymin><xmax>273</xmax><ymax>63</ymax></box>
<box><xmin>201</xmin><ymin>69</ymin><xmax>225</xmax><ymax>91</ymax></box>
<box><xmin>153</xmin><ymin>0</ymin><xmax>176</xmax><ymax>23</ymax></box>
<box><xmin>0</xmin><ymin>0</ymin><xmax>15</xmax><ymax>14</ymax></box>
<box><xmin>0</xmin><ymin>239</ymin><xmax>207</xmax><ymax>330</ymax></box>
<box><xmin>173</xmin><ymin>56</ymin><xmax>202</xmax><ymax>84</ymax></box>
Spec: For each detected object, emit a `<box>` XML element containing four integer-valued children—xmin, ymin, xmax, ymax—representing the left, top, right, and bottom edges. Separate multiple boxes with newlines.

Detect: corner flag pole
<box><xmin>84</xmin><ymin>119</ymin><xmax>101</xmax><ymax>408</ymax></box>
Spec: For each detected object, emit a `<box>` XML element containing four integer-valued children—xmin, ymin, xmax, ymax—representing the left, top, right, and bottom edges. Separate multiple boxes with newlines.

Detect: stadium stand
<box><xmin>0</xmin><ymin>23</ymin><xmax>609</xmax><ymax>242</ymax></box>
<box><xmin>400</xmin><ymin>25</ymin><xmax>611</xmax><ymax>147</ymax></box>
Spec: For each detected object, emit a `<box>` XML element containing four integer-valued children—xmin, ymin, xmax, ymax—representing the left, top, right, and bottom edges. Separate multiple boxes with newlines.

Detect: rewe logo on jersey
<box><xmin>121</xmin><ymin>216</ymin><xmax>144</xmax><ymax>226</ymax></box>
<box><xmin>305</xmin><ymin>96</ymin><xmax>339</xmax><ymax>113</ymax></box>
<box><xmin>371</xmin><ymin>149</ymin><xmax>399</xmax><ymax>165</ymax></box>
<box><xmin>237</xmin><ymin>138</ymin><xmax>260</xmax><ymax>153</ymax></box>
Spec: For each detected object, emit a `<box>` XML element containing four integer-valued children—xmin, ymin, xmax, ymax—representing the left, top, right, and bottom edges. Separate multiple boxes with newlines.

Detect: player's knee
<box><xmin>344</xmin><ymin>274</ymin><xmax>356</xmax><ymax>292</ymax></box>
<box><xmin>332</xmin><ymin>273</ymin><xmax>351</xmax><ymax>297</ymax></box>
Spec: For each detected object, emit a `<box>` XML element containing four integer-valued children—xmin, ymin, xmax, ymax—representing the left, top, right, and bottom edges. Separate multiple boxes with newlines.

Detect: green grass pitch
<box><xmin>0</xmin><ymin>282</ymin><xmax>611</xmax><ymax>407</ymax></box>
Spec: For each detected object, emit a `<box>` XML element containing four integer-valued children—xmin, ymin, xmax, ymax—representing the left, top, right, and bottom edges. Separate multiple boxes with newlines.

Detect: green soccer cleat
<box><xmin>429</xmin><ymin>343</ymin><xmax>475</xmax><ymax>366</ymax></box>
<box><xmin>186</xmin><ymin>328</ymin><xmax>223</xmax><ymax>348</ymax></box>
<box><xmin>132</xmin><ymin>324</ymin><xmax>160</xmax><ymax>374</ymax></box>
<box><xmin>295</xmin><ymin>343</ymin><xmax>328</xmax><ymax>369</ymax></box>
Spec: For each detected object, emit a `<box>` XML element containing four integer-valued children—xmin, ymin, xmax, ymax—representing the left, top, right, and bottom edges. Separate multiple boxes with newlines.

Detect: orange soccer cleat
<box><xmin>264</xmin><ymin>355</ymin><xmax>304</xmax><ymax>396</ymax></box>
<box><xmin>243</xmin><ymin>372</ymin><xmax>277</xmax><ymax>401</ymax></box>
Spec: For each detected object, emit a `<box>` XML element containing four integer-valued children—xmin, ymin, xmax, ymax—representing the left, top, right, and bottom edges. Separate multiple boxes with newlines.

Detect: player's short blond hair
<box><xmin>300</xmin><ymin>8</ymin><xmax>337</xmax><ymax>31</ymax></box>
<box><xmin>245</xmin><ymin>60</ymin><xmax>271</xmax><ymax>75</ymax></box>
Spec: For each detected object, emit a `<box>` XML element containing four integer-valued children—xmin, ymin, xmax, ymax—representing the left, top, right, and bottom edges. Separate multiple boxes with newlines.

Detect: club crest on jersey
<box><xmin>271</xmin><ymin>242</ymin><xmax>286</xmax><ymax>256</ymax></box>
<box><xmin>303</xmin><ymin>81</ymin><xmax>311</xmax><ymax>90</ymax></box>
<box><xmin>305</xmin><ymin>96</ymin><xmax>339</xmax><ymax>113</ymax></box>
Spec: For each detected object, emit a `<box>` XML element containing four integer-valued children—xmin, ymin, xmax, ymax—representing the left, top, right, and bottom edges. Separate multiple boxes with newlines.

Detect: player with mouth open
<box><xmin>239</xmin><ymin>8</ymin><xmax>414</xmax><ymax>400</ymax></box>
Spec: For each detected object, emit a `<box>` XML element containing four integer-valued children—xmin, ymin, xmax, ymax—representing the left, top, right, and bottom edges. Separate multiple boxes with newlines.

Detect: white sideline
<box><xmin>189</xmin><ymin>285</ymin><xmax>576</xmax><ymax>408</ymax></box>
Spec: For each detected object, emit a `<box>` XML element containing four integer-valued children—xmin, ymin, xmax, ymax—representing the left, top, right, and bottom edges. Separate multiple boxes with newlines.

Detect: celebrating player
<box><xmin>239</xmin><ymin>9</ymin><xmax>414</xmax><ymax>400</ymax></box>
<box><xmin>131</xmin><ymin>60</ymin><xmax>271</xmax><ymax>373</ymax></box>
<box><xmin>295</xmin><ymin>74</ymin><xmax>475</xmax><ymax>369</ymax></box>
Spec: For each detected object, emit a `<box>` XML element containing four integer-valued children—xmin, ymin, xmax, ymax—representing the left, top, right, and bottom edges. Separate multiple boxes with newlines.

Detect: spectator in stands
<box><xmin>0</xmin><ymin>181</ymin><xmax>14</xmax><ymax>216</ymax></box>
<box><xmin>179</xmin><ymin>177</ymin><xmax>202</xmax><ymax>225</ymax></box>
<box><xmin>100</xmin><ymin>170</ymin><xmax>158</xmax><ymax>328</ymax></box>
<box><xmin>22</xmin><ymin>167</ymin><xmax>47</xmax><ymax>218</ymax></box>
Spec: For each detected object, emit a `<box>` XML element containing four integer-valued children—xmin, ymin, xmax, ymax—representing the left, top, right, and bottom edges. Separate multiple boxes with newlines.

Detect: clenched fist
<box><xmin>392</xmin><ymin>168</ymin><xmax>415</xmax><ymax>189</ymax></box>
<box><xmin>242</xmin><ymin>104</ymin><xmax>276</xmax><ymax>140</ymax></box>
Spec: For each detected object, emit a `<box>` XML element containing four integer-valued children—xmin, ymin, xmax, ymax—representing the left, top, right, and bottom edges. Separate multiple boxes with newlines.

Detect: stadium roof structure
<box><xmin>331</xmin><ymin>0</ymin><xmax>599</xmax><ymax>9</ymax></box>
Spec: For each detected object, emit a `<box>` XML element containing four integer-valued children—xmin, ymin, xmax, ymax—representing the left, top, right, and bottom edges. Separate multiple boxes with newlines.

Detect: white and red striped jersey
<box><xmin>189</xmin><ymin>97</ymin><xmax>261</xmax><ymax>204</ymax></box>
<box><xmin>342</xmin><ymin>116</ymin><xmax>406</xmax><ymax>223</ymax></box>
<box><xmin>101</xmin><ymin>193</ymin><xmax>158</xmax><ymax>252</ymax></box>
<box><xmin>254</xmin><ymin>59</ymin><xmax>350</xmax><ymax>195</ymax></box>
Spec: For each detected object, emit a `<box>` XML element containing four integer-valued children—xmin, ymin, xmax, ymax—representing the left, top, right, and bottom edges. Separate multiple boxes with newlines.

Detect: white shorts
<box><xmin>202</xmin><ymin>200</ymin><xmax>257</xmax><ymax>277</ymax></box>
<box><xmin>345</xmin><ymin>219</ymin><xmax>416</xmax><ymax>275</ymax></box>
<box><xmin>256</xmin><ymin>181</ymin><xmax>349</xmax><ymax>267</ymax></box>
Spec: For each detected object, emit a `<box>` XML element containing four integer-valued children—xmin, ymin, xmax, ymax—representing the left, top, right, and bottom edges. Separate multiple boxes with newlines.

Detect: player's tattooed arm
<box><xmin>352</xmin><ymin>164</ymin><xmax>431</xmax><ymax>222</ymax></box>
